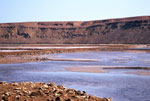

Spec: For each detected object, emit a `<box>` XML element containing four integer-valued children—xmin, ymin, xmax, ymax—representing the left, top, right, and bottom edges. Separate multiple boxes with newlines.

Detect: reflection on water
<box><xmin>49</xmin><ymin>51</ymin><xmax>150</xmax><ymax>67</ymax></box>
<box><xmin>0</xmin><ymin>51</ymin><xmax>150</xmax><ymax>101</ymax></box>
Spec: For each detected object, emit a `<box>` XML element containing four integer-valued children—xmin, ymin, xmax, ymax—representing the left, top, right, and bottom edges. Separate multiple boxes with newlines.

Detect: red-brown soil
<box><xmin>0</xmin><ymin>16</ymin><xmax>150</xmax><ymax>44</ymax></box>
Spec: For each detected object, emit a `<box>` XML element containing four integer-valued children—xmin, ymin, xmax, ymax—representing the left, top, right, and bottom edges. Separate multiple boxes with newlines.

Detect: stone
<box><xmin>48</xmin><ymin>82</ymin><xmax>56</xmax><ymax>87</ymax></box>
<box><xmin>58</xmin><ymin>91</ymin><xmax>64</xmax><ymax>96</ymax></box>
<box><xmin>22</xmin><ymin>87</ymin><xmax>27</xmax><ymax>90</ymax></box>
<box><xmin>75</xmin><ymin>90</ymin><xmax>81</xmax><ymax>95</ymax></box>
<box><xmin>57</xmin><ymin>85</ymin><xmax>63</xmax><ymax>89</ymax></box>
<box><xmin>14</xmin><ymin>88</ymin><xmax>21</xmax><ymax>90</ymax></box>
<box><xmin>42</xmin><ymin>84</ymin><xmax>49</xmax><ymax>89</ymax></box>
<box><xmin>31</xmin><ymin>84</ymin><xmax>36</xmax><ymax>88</ymax></box>
<box><xmin>4</xmin><ymin>92</ymin><xmax>10</xmax><ymax>96</ymax></box>
<box><xmin>15</xmin><ymin>95</ymin><xmax>21</xmax><ymax>98</ymax></box>
<box><xmin>23</xmin><ymin>90</ymin><xmax>30</xmax><ymax>95</ymax></box>
<box><xmin>1</xmin><ymin>96</ymin><xmax>8</xmax><ymax>101</ymax></box>
<box><xmin>100</xmin><ymin>98</ymin><xmax>109</xmax><ymax>101</ymax></box>
<box><xmin>11</xmin><ymin>82</ymin><xmax>18</xmax><ymax>86</ymax></box>
<box><xmin>30</xmin><ymin>91</ymin><xmax>43</xmax><ymax>97</ymax></box>
<box><xmin>82</xmin><ymin>91</ymin><xmax>86</xmax><ymax>94</ymax></box>
<box><xmin>54</xmin><ymin>93</ymin><xmax>61</xmax><ymax>97</ymax></box>
<box><xmin>67</xmin><ymin>90</ymin><xmax>75</xmax><ymax>97</ymax></box>
<box><xmin>63</xmin><ymin>87</ymin><xmax>68</xmax><ymax>91</ymax></box>
<box><xmin>0</xmin><ymin>81</ymin><xmax>7</xmax><ymax>85</ymax></box>
<box><xmin>65</xmin><ymin>99</ymin><xmax>71</xmax><ymax>101</ymax></box>
<box><xmin>53</xmin><ymin>90</ymin><xmax>58</xmax><ymax>94</ymax></box>
<box><xmin>0</xmin><ymin>82</ymin><xmax>111</xmax><ymax>101</ymax></box>
<box><xmin>56</xmin><ymin>97</ymin><xmax>63</xmax><ymax>101</ymax></box>
<box><xmin>107</xmin><ymin>97</ymin><xmax>113</xmax><ymax>101</ymax></box>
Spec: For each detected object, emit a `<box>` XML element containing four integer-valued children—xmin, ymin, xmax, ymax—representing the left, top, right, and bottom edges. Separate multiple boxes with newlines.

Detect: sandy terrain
<box><xmin>126</xmin><ymin>71</ymin><xmax>150</xmax><ymax>76</ymax></box>
<box><xmin>65</xmin><ymin>66</ymin><xmax>150</xmax><ymax>75</ymax></box>
<box><xmin>65</xmin><ymin>67</ymin><xmax>107</xmax><ymax>73</ymax></box>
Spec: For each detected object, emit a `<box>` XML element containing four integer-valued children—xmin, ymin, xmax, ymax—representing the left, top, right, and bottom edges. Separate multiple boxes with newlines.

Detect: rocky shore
<box><xmin>0</xmin><ymin>82</ymin><xmax>112</xmax><ymax>101</ymax></box>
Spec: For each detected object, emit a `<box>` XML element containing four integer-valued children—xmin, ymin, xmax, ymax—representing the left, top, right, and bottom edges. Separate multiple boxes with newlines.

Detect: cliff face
<box><xmin>0</xmin><ymin>16</ymin><xmax>150</xmax><ymax>44</ymax></box>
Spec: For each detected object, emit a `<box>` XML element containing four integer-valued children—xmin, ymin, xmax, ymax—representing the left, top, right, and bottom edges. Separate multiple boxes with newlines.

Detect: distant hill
<box><xmin>0</xmin><ymin>16</ymin><xmax>150</xmax><ymax>44</ymax></box>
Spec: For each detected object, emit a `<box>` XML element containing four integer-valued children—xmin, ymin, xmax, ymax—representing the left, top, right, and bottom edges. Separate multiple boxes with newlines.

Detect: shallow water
<box><xmin>49</xmin><ymin>51</ymin><xmax>150</xmax><ymax>67</ymax></box>
<box><xmin>0</xmin><ymin>51</ymin><xmax>150</xmax><ymax>101</ymax></box>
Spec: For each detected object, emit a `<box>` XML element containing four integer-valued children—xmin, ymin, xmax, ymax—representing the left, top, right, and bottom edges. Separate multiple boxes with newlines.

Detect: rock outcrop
<box><xmin>0</xmin><ymin>81</ymin><xmax>112</xmax><ymax>101</ymax></box>
<box><xmin>0</xmin><ymin>16</ymin><xmax>150</xmax><ymax>44</ymax></box>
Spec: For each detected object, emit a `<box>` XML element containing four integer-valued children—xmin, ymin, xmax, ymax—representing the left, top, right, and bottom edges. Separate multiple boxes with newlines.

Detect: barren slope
<box><xmin>0</xmin><ymin>16</ymin><xmax>150</xmax><ymax>44</ymax></box>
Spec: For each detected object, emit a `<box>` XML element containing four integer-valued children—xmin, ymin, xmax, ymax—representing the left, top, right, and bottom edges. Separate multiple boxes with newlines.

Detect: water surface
<box><xmin>0</xmin><ymin>51</ymin><xmax>150</xmax><ymax>101</ymax></box>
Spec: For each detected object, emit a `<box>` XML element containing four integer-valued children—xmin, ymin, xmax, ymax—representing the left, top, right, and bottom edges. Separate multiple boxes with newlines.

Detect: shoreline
<box><xmin>0</xmin><ymin>81</ymin><xmax>112</xmax><ymax>101</ymax></box>
<box><xmin>0</xmin><ymin>44</ymin><xmax>150</xmax><ymax>100</ymax></box>
<box><xmin>0</xmin><ymin>44</ymin><xmax>150</xmax><ymax>64</ymax></box>
<box><xmin>65</xmin><ymin>66</ymin><xmax>150</xmax><ymax>76</ymax></box>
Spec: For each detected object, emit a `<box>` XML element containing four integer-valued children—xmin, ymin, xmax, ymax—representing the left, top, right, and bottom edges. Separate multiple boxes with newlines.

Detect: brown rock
<box><xmin>41</xmin><ymin>84</ymin><xmax>49</xmax><ymax>89</ymax></box>
<box><xmin>108</xmin><ymin>97</ymin><xmax>113</xmax><ymax>101</ymax></box>
<box><xmin>14</xmin><ymin>87</ymin><xmax>21</xmax><ymax>90</ymax></box>
<box><xmin>57</xmin><ymin>85</ymin><xmax>64</xmax><ymax>89</ymax></box>
<box><xmin>48</xmin><ymin>82</ymin><xmax>57</xmax><ymax>87</ymax></box>
<box><xmin>0</xmin><ymin>81</ymin><xmax>7</xmax><ymax>85</ymax></box>
<box><xmin>4</xmin><ymin>92</ymin><xmax>10</xmax><ymax>97</ymax></box>
<box><xmin>11</xmin><ymin>82</ymin><xmax>18</xmax><ymax>86</ymax></box>
<box><xmin>0</xmin><ymin>16</ymin><xmax>150</xmax><ymax>44</ymax></box>
<box><xmin>30</xmin><ymin>91</ymin><xmax>43</xmax><ymax>97</ymax></box>
<box><xmin>1</xmin><ymin>96</ymin><xmax>8</xmax><ymax>101</ymax></box>
<box><xmin>0</xmin><ymin>82</ymin><xmax>111</xmax><ymax>101</ymax></box>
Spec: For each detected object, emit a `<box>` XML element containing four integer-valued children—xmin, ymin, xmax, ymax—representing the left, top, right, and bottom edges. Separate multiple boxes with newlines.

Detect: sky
<box><xmin>0</xmin><ymin>0</ymin><xmax>150</xmax><ymax>23</ymax></box>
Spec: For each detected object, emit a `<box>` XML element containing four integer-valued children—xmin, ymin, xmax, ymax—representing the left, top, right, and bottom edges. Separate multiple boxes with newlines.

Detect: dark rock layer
<box><xmin>0</xmin><ymin>16</ymin><xmax>150</xmax><ymax>44</ymax></box>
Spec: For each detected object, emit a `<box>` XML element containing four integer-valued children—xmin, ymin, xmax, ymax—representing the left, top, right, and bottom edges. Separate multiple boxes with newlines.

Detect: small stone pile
<box><xmin>0</xmin><ymin>81</ymin><xmax>112</xmax><ymax>101</ymax></box>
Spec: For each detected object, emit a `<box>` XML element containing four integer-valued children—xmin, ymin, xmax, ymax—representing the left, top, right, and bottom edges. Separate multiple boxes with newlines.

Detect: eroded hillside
<box><xmin>0</xmin><ymin>16</ymin><xmax>150</xmax><ymax>44</ymax></box>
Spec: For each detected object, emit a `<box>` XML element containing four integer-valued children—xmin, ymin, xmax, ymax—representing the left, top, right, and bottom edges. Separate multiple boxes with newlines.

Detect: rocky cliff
<box><xmin>0</xmin><ymin>16</ymin><xmax>150</xmax><ymax>44</ymax></box>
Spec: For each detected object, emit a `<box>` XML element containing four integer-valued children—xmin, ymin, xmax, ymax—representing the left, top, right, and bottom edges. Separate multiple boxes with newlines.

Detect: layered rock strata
<box><xmin>0</xmin><ymin>16</ymin><xmax>150</xmax><ymax>44</ymax></box>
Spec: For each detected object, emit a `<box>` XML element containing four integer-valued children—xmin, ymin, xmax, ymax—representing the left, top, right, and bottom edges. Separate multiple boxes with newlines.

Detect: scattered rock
<box><xmin>57</xmin><ymin>85</ymin><xmax>63</xmax><ymax>89</ymax></box>
<box><xmin>23</xmin><ymin>90</ymin><xmax>31</xmax><ymax>95</ymax></box>
<box><xmin>0</xmin><ymin>81</ymin><xmax>111</xmax><ymax>101</ymax></box>
<box><xmin>108</xmin><ymin>97</ymin><xmax>113</xmax><ymax>101</ymax></box>
<box><xmin>48</xmin><ymin>82</ymin><xmax>56</xmax><ymax>87</ymax></box>
<box><xmin>14</xmin><ymin>88</ymin><xmax>21</xmax><ymax>90</ymax></box>
<box><xmin>42</xmin><ymin>84</ymin><xmax>49</xmax><ymax>89</ymax></box>
<box><xmin>30</xmin><ymin>91</ymin><xmax>43</xmax><ymax>97</ymax></box>
<box><xmin>12</xmin><ymin>82</ymin><xmax>19</xmax><ymax>86</ymax></box>
<box><xmin>0</xmin><ymin>81</ymin><xmax>7</xmax><ymax>85</ymax></box>
<box><xmin>4</xmin><ymin>92</ymin><xmax>10</xmax><ymax>97</ymax></box>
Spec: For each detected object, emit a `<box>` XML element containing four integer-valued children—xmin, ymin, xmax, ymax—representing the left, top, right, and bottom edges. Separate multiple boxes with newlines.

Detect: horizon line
<box><xmin>1</xmin><ymin>15</ymin><xmax>150</xmax><ymax>24</ymax></box>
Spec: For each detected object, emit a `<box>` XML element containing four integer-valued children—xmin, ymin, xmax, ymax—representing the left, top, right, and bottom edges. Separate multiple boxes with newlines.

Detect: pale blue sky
<box><xmin>0</xmin><ymin>0</ymin><xmax>150</xmax><ymax>23</ymax></box>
